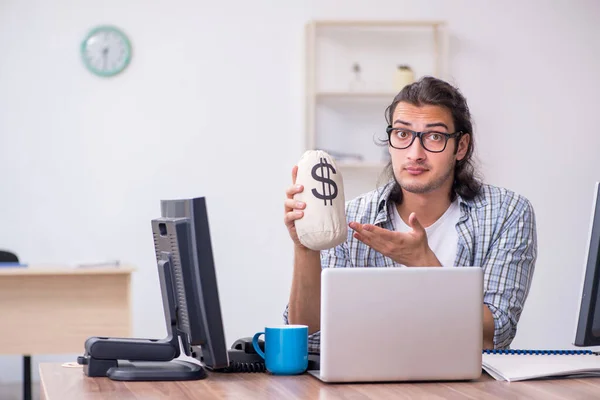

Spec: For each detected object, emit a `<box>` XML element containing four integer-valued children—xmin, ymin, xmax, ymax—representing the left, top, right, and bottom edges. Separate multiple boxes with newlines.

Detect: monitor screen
<box><xmin>574</xmin><ymin>182</ymin><xmax>600</xmax><ymax>346</ymax></box>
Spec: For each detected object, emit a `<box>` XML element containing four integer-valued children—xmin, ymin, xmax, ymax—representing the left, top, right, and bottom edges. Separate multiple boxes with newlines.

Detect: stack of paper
<box><xmin>483</xmin><ymin>353</ymin><xmax>600</xmax><ymax>382</ymax></box>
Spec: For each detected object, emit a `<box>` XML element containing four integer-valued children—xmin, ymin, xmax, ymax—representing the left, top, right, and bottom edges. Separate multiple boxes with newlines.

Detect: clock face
<box><xmin>81</xmin><ymin>26</ymin><xmax>131</xmax><ymax>77</ymax></box>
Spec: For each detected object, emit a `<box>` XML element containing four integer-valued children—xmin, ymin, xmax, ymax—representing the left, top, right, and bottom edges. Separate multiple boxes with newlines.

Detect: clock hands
<box><xmin>102</xmin><ymin>47</ymin><xmax>109</xmax><ymax>71</ymax></box>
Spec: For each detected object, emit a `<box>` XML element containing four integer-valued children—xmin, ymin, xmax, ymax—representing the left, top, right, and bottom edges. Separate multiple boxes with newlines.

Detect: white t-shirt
<box><xmin>390</xmin><ymin>199</ymin><xmax>461</xmax><ymax>267</ymax></box>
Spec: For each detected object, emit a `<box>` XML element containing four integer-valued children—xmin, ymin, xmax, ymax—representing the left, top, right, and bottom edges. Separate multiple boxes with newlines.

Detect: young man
<box><xmin>283</xmin><ymin>76</ymin><xmax>537</xmax><ymax>353</ymax></box>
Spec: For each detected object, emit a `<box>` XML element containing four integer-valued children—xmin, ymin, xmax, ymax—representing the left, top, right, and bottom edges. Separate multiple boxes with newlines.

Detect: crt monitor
<box><xmin>574</xmin><ymin>182</ymin><xmax>600</xmax><ymax>346</ymax></box>
<box><xmin>79</xmin><ymin>196</ymin><xmax>229</xmax><ymax>380</ymax></box>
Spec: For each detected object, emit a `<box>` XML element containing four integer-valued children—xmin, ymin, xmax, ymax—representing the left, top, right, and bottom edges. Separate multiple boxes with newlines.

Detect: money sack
<box><xmin>293</xmin><ymin>150</ymin><xmax>347</xmax><ymax>251</ymax></box>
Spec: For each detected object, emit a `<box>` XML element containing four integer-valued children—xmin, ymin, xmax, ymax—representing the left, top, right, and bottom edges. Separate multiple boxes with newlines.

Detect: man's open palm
<box><xmin>349</xmin><ymin>212</ymin><xmax>440</xmax><ymax>267</ymax></box>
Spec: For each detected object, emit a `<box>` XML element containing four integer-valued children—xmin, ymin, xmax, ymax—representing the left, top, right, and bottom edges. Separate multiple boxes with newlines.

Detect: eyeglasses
<box><xmin>386</xmin><ymin>126</ymin><xmax>463</xmax><ymax>153</ymax></box>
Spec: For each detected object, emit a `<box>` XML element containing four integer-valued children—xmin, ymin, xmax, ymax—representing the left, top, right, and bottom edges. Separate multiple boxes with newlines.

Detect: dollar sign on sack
<box><xmin>311</xmin><ymin>157</ymin><xmax>338</xmax><ymax>206</ymax></box>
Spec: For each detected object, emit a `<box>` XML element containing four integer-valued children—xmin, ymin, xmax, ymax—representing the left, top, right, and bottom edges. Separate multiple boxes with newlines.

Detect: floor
<box><xmin>0</xmin><ymin>382</ymin><xmax>40</xmax><ymax>400</ymax></box>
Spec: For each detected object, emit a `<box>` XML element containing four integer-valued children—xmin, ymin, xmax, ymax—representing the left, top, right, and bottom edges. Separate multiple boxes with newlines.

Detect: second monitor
<box><xmin>158</xmin><ymin>196</ymin><xmax>229</xmax><ymax>369</ymax></box>
<box><xmin>575</xmin><ymin>182</ymin><xmax>600</xmax><ymax>347</ymax></box>
<box><xmin>79</xmin><ymin>197</ymin><xmax>232</xmax><ymax>380</ymax></box>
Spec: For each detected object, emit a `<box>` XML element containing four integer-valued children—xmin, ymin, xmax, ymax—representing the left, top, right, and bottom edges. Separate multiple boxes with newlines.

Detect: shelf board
<box><xmin>313</xmin><ymin>20</ymin><xmax>446</xmax><ymax>28</ymax></box>
<box><xmin>317</xmin><ymin>91</ymin><xmax>397</xmax><ymax>98</ymax></box>
<box><xmin>315</xmin><ymin>92</ymin><xmax>397</xmax><ymax>108</ymax></box>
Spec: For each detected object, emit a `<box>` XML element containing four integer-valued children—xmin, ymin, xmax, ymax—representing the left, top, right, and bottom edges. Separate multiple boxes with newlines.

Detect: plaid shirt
<box><xmin>283</xmin><ymin>180</ymin><xmax>537</xmax><ymax>353</ymax></box>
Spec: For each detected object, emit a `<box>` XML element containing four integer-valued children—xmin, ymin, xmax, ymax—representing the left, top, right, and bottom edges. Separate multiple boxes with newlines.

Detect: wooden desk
<box><xmin>0</xmin><ymin>265</ymin><xmax>134</xmax><ymax>354</ymax></box>
<box><xmin>0</xmin><ymin>266</ymin><xmax>134</xmax><ymax>400</ymax></box>
<box><xmin>40</xmin><ymin>363</ymin><xmax>600</xmax><ymax>400</ymax></box>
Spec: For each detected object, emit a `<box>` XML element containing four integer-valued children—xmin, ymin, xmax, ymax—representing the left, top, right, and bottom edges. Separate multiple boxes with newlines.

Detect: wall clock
<box><xmin>81</xmin><ymin>25</ymin><xmax>132</xmax><ymax>77</ymax></box>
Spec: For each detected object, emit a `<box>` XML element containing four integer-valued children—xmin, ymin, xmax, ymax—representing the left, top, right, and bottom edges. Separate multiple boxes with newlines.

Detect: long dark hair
<box><xmin>379</xmin><ymin>76</ymin><xmax>482</xmax><ymax>203</ymax></box>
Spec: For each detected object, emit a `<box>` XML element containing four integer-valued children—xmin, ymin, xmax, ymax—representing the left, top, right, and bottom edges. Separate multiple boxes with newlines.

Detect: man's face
<box><xmin>389</xmin><ymin>102</ymin><xmax>469</xmax><ymax>195</ymax></box>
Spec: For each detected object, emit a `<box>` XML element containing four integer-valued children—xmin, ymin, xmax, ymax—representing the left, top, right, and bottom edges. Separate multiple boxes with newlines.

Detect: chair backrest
<box><xmin>0</xmin><ymin>250</ymin><xmax>19</xmax><ymax>263</ymax></box>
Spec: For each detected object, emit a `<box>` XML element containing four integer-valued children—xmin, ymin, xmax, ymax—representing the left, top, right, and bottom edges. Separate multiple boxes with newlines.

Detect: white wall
<box><xmin>1</xmin><ymin>0</ymin><xmax>599</xmax><ymax>384</ymax></box>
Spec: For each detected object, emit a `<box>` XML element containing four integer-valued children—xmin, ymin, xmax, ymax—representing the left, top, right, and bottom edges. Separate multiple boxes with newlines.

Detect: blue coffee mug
<box><xmin>252</xmin><ymin>325</ymin><xmax>308</xmax><ymax>375</ymax></box>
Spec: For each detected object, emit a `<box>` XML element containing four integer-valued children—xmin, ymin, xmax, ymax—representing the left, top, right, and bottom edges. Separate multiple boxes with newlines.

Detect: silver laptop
<box><xmin>308</xmin><ymin>267</ymin><xmax>483</xmax><ymax>383</ymax></box>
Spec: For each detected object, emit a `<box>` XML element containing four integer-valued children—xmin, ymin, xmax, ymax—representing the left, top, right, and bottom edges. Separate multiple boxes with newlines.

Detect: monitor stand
<box><xmin>77</xmin><ymin>256</ymin><xmax>206</xmax><ymax>381</ymax></box>
<box><xmin>106</xmin><ymin>360</ymin><xmax>206</xmax><ymax>381</ymax></box>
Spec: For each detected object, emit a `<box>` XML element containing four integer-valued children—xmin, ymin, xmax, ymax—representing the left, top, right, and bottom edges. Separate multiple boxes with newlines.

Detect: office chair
<box><xmin>0</xmin><ymin>250</ymin><xmax>31</xmax><ymax>400</ymax></box>
<box><xmin>0</xmin><ymin>250</ymin><xmax>19</xmax><ymax>263</ymax></box>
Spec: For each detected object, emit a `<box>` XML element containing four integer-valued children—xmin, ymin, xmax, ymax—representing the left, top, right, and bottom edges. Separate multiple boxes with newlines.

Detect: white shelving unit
<box><xmin>305</xmin><ymin>20</ymin><xmax>449</xmax><ymax>173</ymax></box>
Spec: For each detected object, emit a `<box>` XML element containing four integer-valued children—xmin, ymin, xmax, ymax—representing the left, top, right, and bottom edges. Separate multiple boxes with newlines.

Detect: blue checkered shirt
<box><xmin>283</xmin><ymin>180</ymin><xmax>537</xmax><ymax>353</ymax></box>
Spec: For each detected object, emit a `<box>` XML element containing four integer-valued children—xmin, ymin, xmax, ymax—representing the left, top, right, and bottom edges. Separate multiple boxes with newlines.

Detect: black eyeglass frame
<box><xmin>385</xmin><ymin>125</ymin><xmax>464</xmax><ymax>153</ymax></box>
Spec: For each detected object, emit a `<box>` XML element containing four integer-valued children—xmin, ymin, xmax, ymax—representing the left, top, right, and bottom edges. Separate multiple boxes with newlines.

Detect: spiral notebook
<box><xmin>482</xmin><ymin>349</ymin><xmax>600</xmax><ymax>382</ymax></box>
